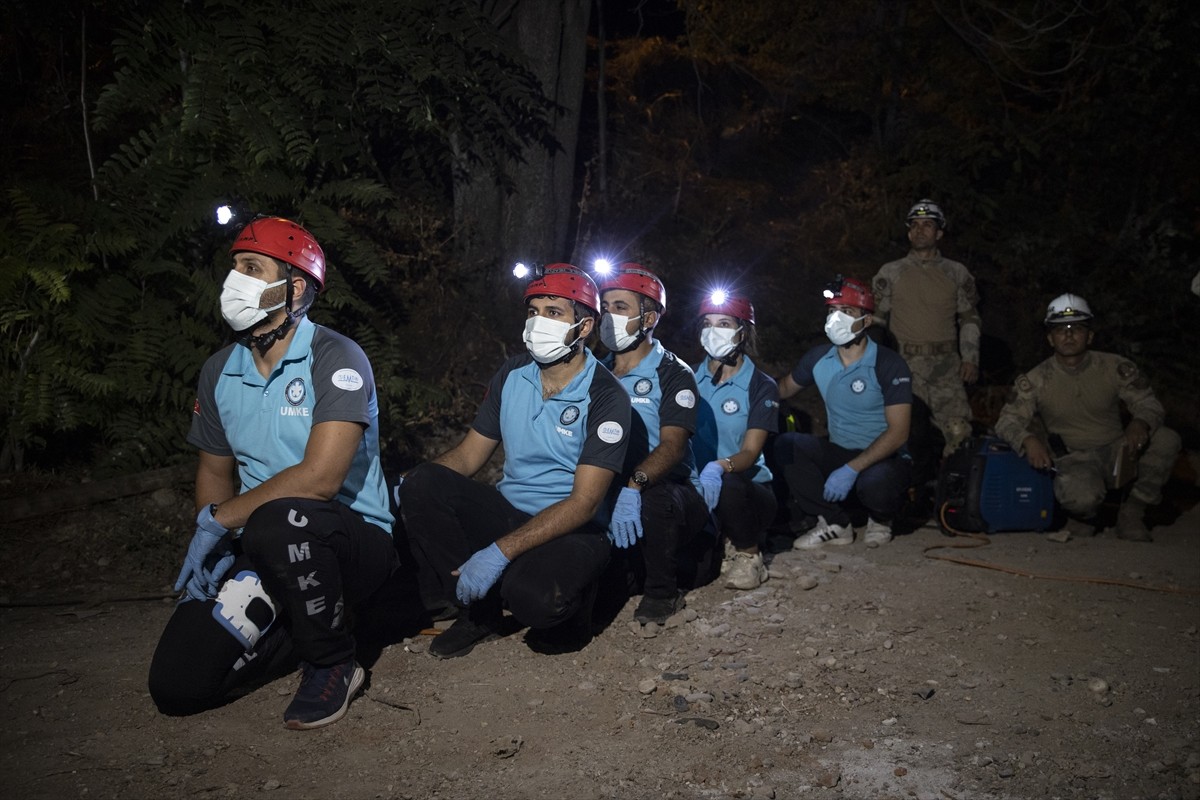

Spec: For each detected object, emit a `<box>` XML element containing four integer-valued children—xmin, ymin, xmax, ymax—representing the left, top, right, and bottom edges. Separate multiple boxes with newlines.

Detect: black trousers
<box><xmin>148</xmin><ymin>498</ymin><xmax>397</xmax><ymax>716</ymax></box>
<box><xmin>399</xmin><ymin>463</ymin><xmax>611</xmax><ymax>630</ymax></box>
<box><xmin>630</xmin><ymin>480</ymin><xmax>711</xmax><ymax>599</ymax></box>
<box><xmin>775</xmin><ymin>432</ymin><xmax>912</xmax><ymax>527</ymax></box>
<box><xmin>715</xmin><ymin>471</ymin><xmax>778</xmax><ymax>550</ymax></box>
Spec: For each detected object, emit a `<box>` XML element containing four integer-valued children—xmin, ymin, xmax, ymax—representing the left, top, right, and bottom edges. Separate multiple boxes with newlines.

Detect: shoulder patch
<box><xmin>331</xmin><ymin>368</ymin><xmax>364</xmax><ymax>392</ymax></box>
<box><xmin>675</xmin><ymin>389</ymin><xmax>696</xmax><ymax>408</ymax></box>
<box><xmin>597</xmin><ymin>421</ymin><xmax>624</xmax><ymax>444</ymax></box>
<box><xmin>1116</xmin><ymin>361</ymin><xmax>1137</xmax><ymax>380</ymax></box>
<box><xmin>1016</xmin><ymin>374</ymin><xmax>1033</xmax><ymax>394</ymax></box>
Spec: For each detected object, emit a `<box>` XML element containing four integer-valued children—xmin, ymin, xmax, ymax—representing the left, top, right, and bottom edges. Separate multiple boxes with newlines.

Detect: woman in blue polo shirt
<box><xmin>692</xmin><ymin>290</ymin><xmax>780</xmax><ymax>591</ymax></box>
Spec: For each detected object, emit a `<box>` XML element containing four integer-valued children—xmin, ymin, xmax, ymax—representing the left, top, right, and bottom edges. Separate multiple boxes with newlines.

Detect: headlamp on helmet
<box><xmin>1044</xmin><ymin>293</ymin><xmax>1094</xmax><ymax>325</ymax></box>
<box><xmin>699</xmin><ymin>287</ymin><xmax>755</xmax><ymax>325</ymax></box>
<box><xmin>513</xmin><ymin>261</ymin><xmax>540</xmax><ymax>280</ymax></box>
<box><xmin>522</xmin><ymin>263</ymin><xmax>600</xmax><ymax>316</ymax></box>
<box><xmin>823</xmin><ymin>275</ymin><xmax>875</xmax><ymax>313</ymax></box>
<box><xmin>906</xmin><ymin>199</ymin><xmax>947</xmax><ymax>229</ymax></box>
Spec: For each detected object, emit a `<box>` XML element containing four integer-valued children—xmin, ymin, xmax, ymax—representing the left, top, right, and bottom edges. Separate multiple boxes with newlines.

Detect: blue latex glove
<box><xmin>699</xmin><ymin>461</ymin><xmax>725</xmax><ymax>511</ymax></box>
<box><xmin>823</xmin><ymin>464</ymin><xmax>859</xmax><ymax>502</ymax></box>
<box><xmin>609</xmin><ymin>487</ymin><xmax>644</xmax><ymax>548</ymax></box>
<box><xmin>454</xmin><ymin>542</ymin><xmax>510</xmax><ymax>605</ymax></box>
<box><xmin>175</xmin><ymin>504</ymin><xmax>229</xmax><ymax>601</ymax></box>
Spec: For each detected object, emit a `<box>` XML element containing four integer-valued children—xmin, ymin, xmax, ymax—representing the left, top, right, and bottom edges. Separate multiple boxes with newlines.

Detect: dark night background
<box><xmin>2</xmin><ymin>0</ymin><xmax>1197</xmax><ymax>478</ymax></box>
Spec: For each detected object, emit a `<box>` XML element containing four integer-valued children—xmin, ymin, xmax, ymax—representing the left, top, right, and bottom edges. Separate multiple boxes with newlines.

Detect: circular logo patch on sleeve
<box><xmin>597</xmin><ymin>421</ymin><xmax>625</xmax><ymax>443</ymax></box>
<box><xmin>675</xmin><ymin>389</ymin><xmax>696</xmax><ymax>408</ymax></box>
<box><xmin>331</xmin><ymin>369</ymin><xmax>364</xmax><ymax>391</ymax></box>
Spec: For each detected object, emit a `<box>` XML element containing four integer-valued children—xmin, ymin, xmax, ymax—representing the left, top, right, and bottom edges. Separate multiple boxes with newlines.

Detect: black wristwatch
<box><xmin>631</xmin><ymin>470</ymin><xmax>650</xmax><ymax>489</ymax></box>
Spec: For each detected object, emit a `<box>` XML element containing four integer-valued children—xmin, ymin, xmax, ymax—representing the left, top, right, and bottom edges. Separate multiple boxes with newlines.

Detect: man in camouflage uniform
<box><xmin>995</xmin><ymin>294</ymin><xmax>1181</xmax><ymax>541</ymax></box>
<box><xmin>872</xmin><ymin>200</ymin><xmax>981</xmax><ymax>456</ymax></box>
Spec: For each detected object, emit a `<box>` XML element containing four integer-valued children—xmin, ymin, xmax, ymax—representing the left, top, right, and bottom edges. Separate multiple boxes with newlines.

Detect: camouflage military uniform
<box><xmin>994</xmin><ymin>351</ymin><xmax>1181</xmax><ymax>518</ymax></box>
<box><xmin>873</xmin><ymin>253</ymin><xmax>980</xmax><ymax>454</ymax></box>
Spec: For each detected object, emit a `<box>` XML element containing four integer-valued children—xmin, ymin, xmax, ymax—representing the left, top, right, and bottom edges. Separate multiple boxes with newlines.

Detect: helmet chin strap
<box><xmin>710</xmin><ymin>347</ymin><xmax>742</xmax><ymax>386</ymax></box>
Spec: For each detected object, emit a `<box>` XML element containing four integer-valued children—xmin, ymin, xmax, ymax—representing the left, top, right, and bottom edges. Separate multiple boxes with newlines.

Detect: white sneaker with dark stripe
<box><xmin>792</xmin><ymin>516</ymin><xmax>854</xmax><ymax>549</ymax></box>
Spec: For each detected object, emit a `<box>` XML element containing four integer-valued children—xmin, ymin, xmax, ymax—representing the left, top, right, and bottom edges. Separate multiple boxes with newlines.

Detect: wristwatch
<box><xmin>631</xmin><ymin>470</ymin><xmax>650</xmax><ymax>489</ymax></box>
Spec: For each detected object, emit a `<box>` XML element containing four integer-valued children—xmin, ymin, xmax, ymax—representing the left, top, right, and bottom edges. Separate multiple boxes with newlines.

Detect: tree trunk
<box><xmin>454</xmin><ymin>0</ymin><xmax>593</xmax><ymax>296</ymax></box>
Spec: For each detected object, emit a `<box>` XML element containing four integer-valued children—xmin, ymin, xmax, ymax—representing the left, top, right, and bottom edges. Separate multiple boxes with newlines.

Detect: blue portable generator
<box><xmin>935</xmin><ymin>437</ymin><xmax>1056</xmax><ymax>534</ymax></box>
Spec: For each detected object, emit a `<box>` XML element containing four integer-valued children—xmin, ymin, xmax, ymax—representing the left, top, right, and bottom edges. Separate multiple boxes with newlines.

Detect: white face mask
<box><xmin>220</xmin><ymin>270</ymin><xmax>286</xmax><ymax>332</ymax></box>
<box><xmin>700</xmin><ymin>326</ymin><xmax>741</xmax><ymax>360</ymax></box>
<box><xmin>523</xmin><ymin>315</ymin><xmax>584</xmax><ymax>364</ymax></box>
<box><xmin>824</xmin><ymin>310</ymin><xmax>865</xmax><ymax>346</ymax></box>
<box><xmin>600</xmin><ymin>312</ymin><xmax>643</xmax><ymax>353</ymax></box>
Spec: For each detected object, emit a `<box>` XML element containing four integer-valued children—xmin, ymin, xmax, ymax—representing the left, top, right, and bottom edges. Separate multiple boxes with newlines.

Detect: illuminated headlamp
<box><xmin>593</xmin><ymin>258</ymin><xmax>613</xmax><ymax>275</ymax></box>
<box><xmin>513</xmin><ymin>262</ymin><xmax>545</xmax><ymax>280</ymax></box>
<box><xmin>823</xmin><ymin>274</ymin><xmax>846</xmax><ymax>301</ymax></box>
<box><xmin>215</xmin><ymin>203</ymin><xmax>259</xmax><ymax>227</ymax></box>
<box><xmin>709</xmin><ymin>289</ymin><xmax>728</xmax><ymax>306</ymax></box>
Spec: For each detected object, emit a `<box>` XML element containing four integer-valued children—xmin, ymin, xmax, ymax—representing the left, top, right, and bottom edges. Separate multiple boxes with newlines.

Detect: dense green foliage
<box><xmin>1</xmin><ymin>0</ymin><xmax>553</xmax><ymax>472</ymax></box>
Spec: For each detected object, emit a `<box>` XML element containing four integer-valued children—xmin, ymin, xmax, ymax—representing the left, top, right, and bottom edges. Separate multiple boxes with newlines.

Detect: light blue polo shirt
<box><xmin>188</xmin><ymin>317</ymin><xmax>393</xmax><ymax>532</ymax></box>
<box><xmin>473</xmin><ymin>349</ymin><xmax>631</xmax><ymax>517</ymax></box>
<box><xmin>790</xmin><ymin>338</ymin><xmax>913</xmax><ymax>450</ymax></box>
<box><xmin>692</xmin><ymin>356</ymin><xmax>779</xmax><ymax>483</ymax></box>
<box><xmin>603</xmin><ymin>340</ymin><xmax>700</xmax><ymax>487</ymax></box>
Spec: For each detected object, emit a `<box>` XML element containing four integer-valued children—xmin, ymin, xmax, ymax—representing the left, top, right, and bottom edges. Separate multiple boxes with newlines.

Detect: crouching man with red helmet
<box><xmin>398</xmin><ymin>264</ymin><xmax>631</xmax><ymax>657</ymax></box>
<box><xmin>775</xmin><ymin>277</ymin><xmax>914</xmax><ymax>549</ymax></box>
<box><xmin>595</xmin><ymin>263</ymin><xmax>710</xmax><ymax>625</ymax></box>
<box><xmin>148</xmin><ymin>217</ymin><xmax>397</xmax><ymax>730</ymax></box>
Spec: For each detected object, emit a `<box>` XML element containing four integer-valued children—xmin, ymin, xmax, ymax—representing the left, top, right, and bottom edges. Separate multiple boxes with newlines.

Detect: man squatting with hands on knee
<box><xmin>398</xmin><ymin>264</ymin><xmax>631</xmax><ymax>658</ymax></box>
<box><xmin>149</xmin><ymin>217</ymin><xmax>397</xmax><ymax>730</ymax></box>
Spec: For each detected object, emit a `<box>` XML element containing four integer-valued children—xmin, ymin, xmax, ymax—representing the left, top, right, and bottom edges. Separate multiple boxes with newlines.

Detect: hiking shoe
<box><xmin>724</xmin><ymin>551</ymin><xmax>768</xmax><ymax>590</ymax></box>
<box><xmin>1063</xmin><ymin>517</ymin><xmax>1098</xmax><ymax>539</ymax></box>
<box><xmin>634</xmin><ymin>592</ymin><xmax>686</xmax><ymax>625</ymax></box>
<box><xmin>1116</xmin><ymin>499</ymin><xmax>1151</xmax><ymax>542</ymax></box>
<box><xmin>718</xmin><ymin>538</ymin><xmax>736</xmax><ymax>575</ymax></box>
<box><xmin>793</xmin><ymin>517</ymin><xmax>854</xmax><ymax>549</ymax></box>
<box><xmin>283</xmin><ymin>659</ymin><xmax>365</xmax><ymax>731</ymax></box>
<box><xmin>429</xmin><ymin>612</ymin><xmax>503</xmax><ymax>659</ymax></box>
<box><xmin>863</xmin><ymin>518</ymin><xmax>893</xmax><ymax>546</ymax></box>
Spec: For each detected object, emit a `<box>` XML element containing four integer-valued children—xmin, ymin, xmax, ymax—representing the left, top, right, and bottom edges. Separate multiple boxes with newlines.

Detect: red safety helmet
<box><xmin>230</xmin><ymin>217</ymin><xmax>326</xmax><ymax>291</ymax></box>
<box><xmin>597</xmin><ymin>262</ymin><xmax>667</xmax><ymax>309</ymax></box>
<box><xmin>824</xmin><ymin>276</ymin><xmax>875</xmax><ymax>313</ymax></box>
<box><xmin>524</xmin><ymin>263</ymin><xmax>600</xmax><ymax>316</ymax></box>
<box><xmin>699</xmin><ymin>290</ymin><xmax>755</xmax><ymax>325</ymax></box>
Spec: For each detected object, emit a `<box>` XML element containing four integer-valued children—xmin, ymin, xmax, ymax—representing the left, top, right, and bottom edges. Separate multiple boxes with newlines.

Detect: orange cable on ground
<box><xmin>923</xmin><ymin>504</ymin><xmax>1200</xmax><ymax>596</ymax></box>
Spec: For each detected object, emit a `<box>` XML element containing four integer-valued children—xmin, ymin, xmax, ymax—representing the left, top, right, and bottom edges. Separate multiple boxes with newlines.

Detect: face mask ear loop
<box><xmin>242</xmin><ymin>267</ymin><xmax>304</xmax><ymax>353</ymax></box>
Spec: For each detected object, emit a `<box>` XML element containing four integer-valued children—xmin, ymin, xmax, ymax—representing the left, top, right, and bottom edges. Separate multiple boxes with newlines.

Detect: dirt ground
<box><xmin>2</xmin><ymin>455</ymin><xmax>1199</xmax><ymax>800</ymax></box>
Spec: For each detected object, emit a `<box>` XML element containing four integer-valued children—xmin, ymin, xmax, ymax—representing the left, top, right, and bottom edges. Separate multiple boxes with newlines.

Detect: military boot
<box><xmin>1116</xmin><ymin>498</ymin><xmax>1151</xmax><ymax>542</ymax></box>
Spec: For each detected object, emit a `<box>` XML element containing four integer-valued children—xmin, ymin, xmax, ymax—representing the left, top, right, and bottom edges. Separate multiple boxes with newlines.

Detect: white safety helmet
<box><xmin>1044</xmin><ymin>293</ymin><xmax>1093</xmax><ymax>325</ymax></box>
<box><xmin>906</xmin><ymin>199</ymin><xmax>946</xmax><ymax>229</ymax></box>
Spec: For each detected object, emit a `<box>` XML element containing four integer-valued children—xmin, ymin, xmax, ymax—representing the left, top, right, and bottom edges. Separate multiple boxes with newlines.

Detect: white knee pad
<box><xmin>212</xmin><ymin>570</ymin><xmax>278</xmax><ymax>650</ymax></box>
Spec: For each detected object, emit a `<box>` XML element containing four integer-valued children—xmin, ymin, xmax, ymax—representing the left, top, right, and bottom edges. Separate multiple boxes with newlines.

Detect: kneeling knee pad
<box><xmin>213</xmin><ymin>570</ymin><xmax>278</xmax><ymax>650</ymax></box>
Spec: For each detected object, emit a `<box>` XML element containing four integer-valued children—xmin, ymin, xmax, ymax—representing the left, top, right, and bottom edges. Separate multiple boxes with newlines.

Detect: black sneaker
<box><xmin>283</xmin><ymin>658</ymin><xmax>365</xmax><ymax>731</ymax></box>
<box><xmin>634</xmin><ymin>592</ymin><xmax>685</xmax><ymax>625</ymax></box>
<box><xmin>428</xmin><ymin>612</ymin><xmax>504</xmax><ymax>659</ymax></box>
